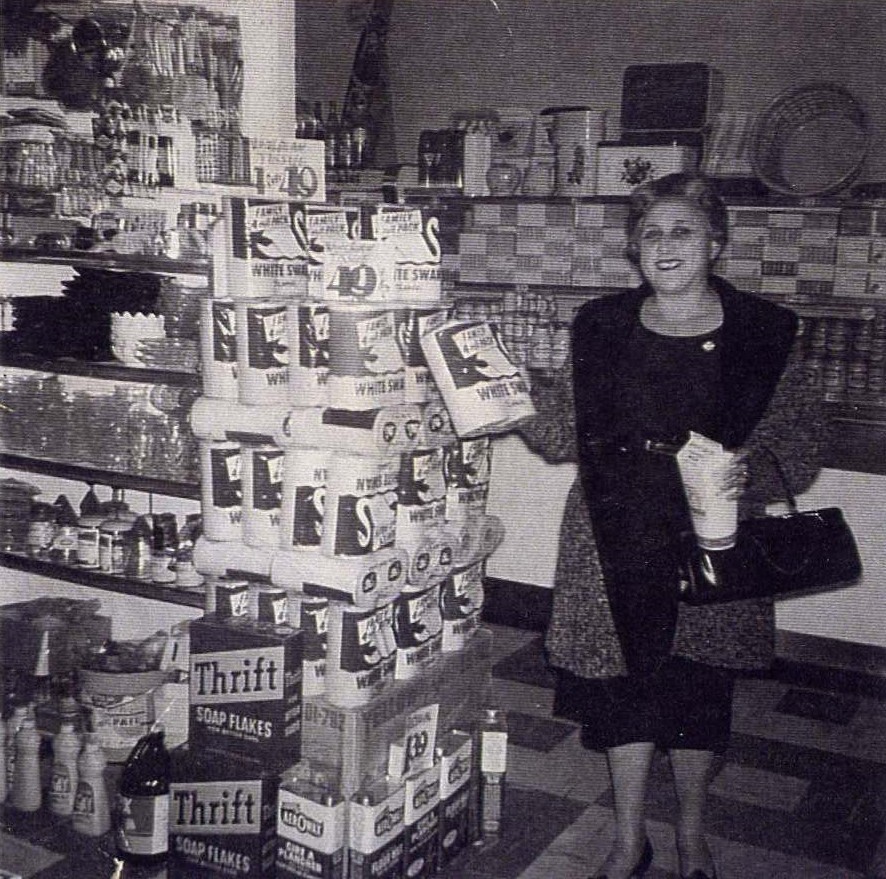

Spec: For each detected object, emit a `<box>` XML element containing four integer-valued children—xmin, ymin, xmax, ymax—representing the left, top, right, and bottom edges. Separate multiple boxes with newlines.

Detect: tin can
<box><xmin>99</xmin><ymin>517</ymin><xmax>131</xmax><ymax>574</ymax></box>
<box><xmin>253</xmin><ymin>585</ymin><xmax>289</xmax><ymax>626</ymax></box>
<box><xmin>76</xmin><ymin>515</ymin><xmax>105</xmax><ymax>568</ymax></box>
<box><xmin>215</xmin><ymin>579</ymin><xmax>251</xmax><ymax>621</ymax></box>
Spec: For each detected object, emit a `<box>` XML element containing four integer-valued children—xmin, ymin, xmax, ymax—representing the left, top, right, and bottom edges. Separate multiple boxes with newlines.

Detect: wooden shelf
<box><xmin>0</xmin><ymin>246</ymin><xmax>210</xmax><ymax>277</ymax></box>
<box><xmin>0</xmin><ymin>453</ymin><xmax>199</xmax><ymax>499</ymax></box>
<box><xmin>0</xmin><ymin>550</ymin><xmax>205</xmax><ymax>607</ymax></box>
<box><xmin>0</xmin><ymin>351</ymin><xmax>200</xmax><ymax>387</ymax></box>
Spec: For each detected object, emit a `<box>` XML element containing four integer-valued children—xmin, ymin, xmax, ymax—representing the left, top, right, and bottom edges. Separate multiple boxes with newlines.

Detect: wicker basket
<box><xmin>751</xmin><ymin>82</ymin><xmax>870</xmax><ymax>197</ymax></box>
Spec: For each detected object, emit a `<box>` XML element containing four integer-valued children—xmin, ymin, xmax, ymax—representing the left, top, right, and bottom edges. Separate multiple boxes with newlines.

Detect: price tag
<box><xmin>388</xmin><ymin>703</ymin><xmax>439</xmax><ymax>780</ymax></box>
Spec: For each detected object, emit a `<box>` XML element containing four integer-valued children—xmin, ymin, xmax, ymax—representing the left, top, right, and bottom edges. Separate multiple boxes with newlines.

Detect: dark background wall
<box><xmin>296</xmin><ymin>0</ymin><xmax>886</xmax><ymax>183</ymax></box>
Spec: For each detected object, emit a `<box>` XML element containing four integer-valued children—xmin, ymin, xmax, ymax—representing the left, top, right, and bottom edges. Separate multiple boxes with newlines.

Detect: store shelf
<box><xmin>0</xmin><ymin>453</ymin><xmax>199</xmax><ymax>499</ymax></box>
<box><xmin>0</xmin><ymin>549</ymin><xmax>205</xmax><ymax>607</ymax></box>
<box><xmin>0</xmin><ymin>351</ymin><xmax>200</xmax><ymax>387</ymax></box>
<box><xmin>824</xmin><ymin>401</ymin><xmax>886</xmax><ymax>475</ymax></box>
<box><xmin>0</xmin><ymin>245</ymin><xmax>210</xmax><ymax>277</ymax></box>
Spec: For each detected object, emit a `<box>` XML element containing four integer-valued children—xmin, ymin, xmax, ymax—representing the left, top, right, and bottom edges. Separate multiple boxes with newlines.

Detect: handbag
<box><xmin>678</xmin><ymin>446</ymin><xmax>862</xmax><ymax>605</ymax></box>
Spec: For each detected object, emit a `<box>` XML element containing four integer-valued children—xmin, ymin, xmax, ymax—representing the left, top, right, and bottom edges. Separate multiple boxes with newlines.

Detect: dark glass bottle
<box><xmin>114</xmin><ymin>727</ymin><xmax>171</xmax><ymax>867</ymax></box>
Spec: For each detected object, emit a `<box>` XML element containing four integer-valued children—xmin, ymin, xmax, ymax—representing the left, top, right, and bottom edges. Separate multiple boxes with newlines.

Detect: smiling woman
<box><xmin>515</xmin><ymin>172</ymin><xmax>829</xmax><ymax>879</ymax></box>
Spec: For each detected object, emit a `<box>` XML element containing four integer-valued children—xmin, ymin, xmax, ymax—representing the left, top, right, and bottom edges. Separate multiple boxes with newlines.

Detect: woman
<box><xmin>519</xmin><ymin>173</ymin><xmax>827</xmax><ymax>879</ymax></box>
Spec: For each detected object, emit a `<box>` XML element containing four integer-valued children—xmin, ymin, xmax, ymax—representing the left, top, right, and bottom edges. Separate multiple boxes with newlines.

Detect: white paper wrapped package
<box><xmin>198</xmin><ymin>439</ymin><xmax>243</xmax><ymax>541</ymax></box>
<box><xmin>193</xmin><ymin>536</ymin><xmax>274</xmax><ymax>579</ymax></box>
<box><xmin>371</xmin><ymin>205</ymin><xmax>444</xmax><ymax>302</ymax></box>
<box><xmin>241</xmin><ymin>443</ymin><xmax>285</xmax><ymax>547</ymax></box>
<box><xmin>190</xmin><ymin>396</ymin><xmax>294</xmax><ymax>447</ymax></box>
<box><xmin>325</xmin><ymin>600</ymin><xmax>397</xmax><ymax>707</ymax></box>
<box><xmin>393</xmin><ymin>583</ymin><xmax>443</xmax><ymax>680</ymax></box>
<box><xmin>420</xmin><ymin>318</ymin><xmax>535</xmax><ymax>438</ymax></box>
<box><xmin>443</xmin><ymin>436</ymin><xmax>492</xmax><ymax>524</ymax></box>
<box><xmin>279</xmin><ymin>446</ymin><xmax>327</xmax><ymax>550</ymax></box>
<box><xmin>222</xmin><ymin>196</ymin><xmax>310</xmax><ymax>299</ymax></box>
<box><xmin>286</xmin><ymin>591</ymin><xmax>328</xmax><ymax>698</ymax></box>
<box><xmin>322</xmin><ymin>453</ymin><xmax>399</xmax><ymax>558</ymax></box>
<box><xmin>418</xmin><ymin>390</ymin><xmax>455</xmax><ymax>449</ymax></box>
<box><xmin>321</xmin><ymin>239</ymin><xmax>394</xmax><ymax>302</ymax></box>
<box><xmin>327</xmin><ymin>304</ymin><xmax>405</xmax><ymax>410</ymax></box>
<box><xmin>288</xmin><ymin>404</ymin><xmax>422</xmax><ymax>458</ymax></box>
<box><xmin>270</xmin><ymin>545</ymin><xmax>407</xmax><ymax>608</ymax></box>
<box><xmin>199</xmin><ymin>296</ymin><xmax>238</xmax><ymax>400</ymax></box>
<box><xmin>452</xmin><ymin>513</ymin><xmax>505</xmax><ymax>568</ymax></box>
<box><xmin>440</xmin><ymin>562</ymin><xmax>485</xmax><ymax>652</ymax></box>
<box><xmin>285</xmin><ymin>301</ymin><xmax>329</xmax><ymax>407</ymax></box>
<box><xmin>305</xmin><ymin>204</ymin><xmax>362</xmax><ymax>299</ymax></box>
<box><xmin>235</xmin><ymin>298</ymin><xmax>291</xmax><ymax>405</ymax></box>
<box><xmin>393</xmin><ymin>305</ymin><xmax>451</xmax><ymax>403</ymax></box>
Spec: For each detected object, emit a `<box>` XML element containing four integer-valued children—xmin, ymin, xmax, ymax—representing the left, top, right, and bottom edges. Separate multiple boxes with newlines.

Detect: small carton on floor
<box><xmin>437</xmin><ymin>730</ymin><xmax>474</xmax><ymax>870</ymax></box>
<box><xmin>168</xmin><ymin>748</ymin><xmax>281</xmax><ymax>879</ymax></box>
<box><xmin>347</xmin><ymin>777</ymin><xmax>406</xmax><ymax>879</ymax></box>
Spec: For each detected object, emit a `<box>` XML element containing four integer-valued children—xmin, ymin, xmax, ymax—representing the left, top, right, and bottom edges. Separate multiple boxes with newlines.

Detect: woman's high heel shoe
<box><xmin>681</xmin><ymin>870</ymin><xmax>718</xmax><ymax>879</ymax></box>
<box><xmin>591</xmin><ymin>837</ymin><xmax>654</xmax><ymax>879</ymax></box>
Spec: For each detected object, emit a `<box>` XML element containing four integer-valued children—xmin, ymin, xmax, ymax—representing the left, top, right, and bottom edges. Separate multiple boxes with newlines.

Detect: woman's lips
<box><xmin>655</xmin><ymin>259</ymin><xmax>682</xmax><ymax>270</ymax></box>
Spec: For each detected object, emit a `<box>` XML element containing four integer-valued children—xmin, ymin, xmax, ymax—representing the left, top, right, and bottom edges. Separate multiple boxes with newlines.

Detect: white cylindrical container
<box><xmin>198</xmin><ymin>440</ymin><xmax>243</xmax><ymax>542</ymax></box>
<box><xmin>235</xmin><ymin>298</ymin><xmax>290</xmax><ymax>405</ymax></box>
<box><xmin>279</xmin><ymin>446</ymin><xmax>328</xmax><ymax>551</ymax></box>
<box><xmin>420</xmin><ymin>319</ymin><xmax>535</xmax><ymax>438</ymax></box>
<box><xmin>199</xmin><ymin>296</ymin><xmax>239</xmax><ymax>400</ymax></box>
<box><xmin>327</xmin><ymin>304</ymin><xmax>405</xmax><ymax>410</ymax></box>
<box><xmin>192</xmin><ymin>537</ymin><xmax>275</xmax><ymax>580</ymax></box>
<box><xmin>49</xmin><ymin>721</ymin><xmax>82</xmax><ymax>816</ymax></box>
<box><xmin>286</xmin><ymin>301</ymin><xmax>330</xmax><ymax>407</ymax></box>
<box><xmin>322</xmin><ymin>453</ymin><xmax>399</xmax><ymax>558</ymax></box>
<box><xmin>548</xmin><ymin>106</ymin><xmax>607</xmax><ymax>196</ymax></box>
<box><xmin>241</xmin><ymin>443</ymin><xmax>285</xmax><ymax>548</ymax></box>
<box><xmin>393</xmin><ymin>305</ymin><xmax>451</xmax><ymax>403</ymax></box>
<box><xmin>190</xmin><ymin>396</ymin><xmax>294</xmax><ymax>447</ymax></box>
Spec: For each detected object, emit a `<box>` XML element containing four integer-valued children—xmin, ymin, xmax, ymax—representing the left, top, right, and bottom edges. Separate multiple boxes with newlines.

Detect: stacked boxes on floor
<box><xmin>189</xmin><ymin>196</ymin><xmax>506</xmax><ymax>877</ymax></box>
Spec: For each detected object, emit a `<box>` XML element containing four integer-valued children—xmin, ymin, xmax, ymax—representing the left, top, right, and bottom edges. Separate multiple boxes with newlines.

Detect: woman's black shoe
<box><xmin>681</xmin><ymin>868</ymin><xmax>719</xmax><ymax>879</ymax></box>
<box><xmin>591</xmin><ymin>837</ymin><xmax>654</xmax><ymax>879</ymax></box>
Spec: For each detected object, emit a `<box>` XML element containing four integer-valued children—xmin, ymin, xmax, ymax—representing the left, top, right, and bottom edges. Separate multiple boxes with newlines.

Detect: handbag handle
<box><xmin>759</xmin><ymin>444</ymin><xmax>799</xmax><ymax>514</ymax></box>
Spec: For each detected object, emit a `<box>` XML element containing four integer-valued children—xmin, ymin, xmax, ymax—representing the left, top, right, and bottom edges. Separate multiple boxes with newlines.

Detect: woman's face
<box><xmin>637</xmin><ymin>198</ymin><xmax>719</xmax><ymax>297</ymax></box>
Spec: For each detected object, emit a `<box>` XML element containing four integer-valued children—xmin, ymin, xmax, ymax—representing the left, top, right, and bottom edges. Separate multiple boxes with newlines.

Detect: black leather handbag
<box><xmin>678</xmin><ymin>448</ymin><xmax>863</xmax><ymax>606</ymax></box>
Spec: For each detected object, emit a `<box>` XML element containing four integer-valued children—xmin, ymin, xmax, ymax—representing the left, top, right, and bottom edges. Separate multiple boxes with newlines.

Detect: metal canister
<box><xmin>253</xmin><ymin>585</ymin><xmax>289</xmax><ymax>627</ymax></box>
<box><xmin>215</xmin><ymin>579</ymin><xmax>251</xmax><ymax>621</ymax></box>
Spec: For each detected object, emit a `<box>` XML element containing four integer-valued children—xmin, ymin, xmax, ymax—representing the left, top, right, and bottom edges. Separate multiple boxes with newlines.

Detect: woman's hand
<box><xmin>723</xmin><ymin>450</ymin><xmax>750</xmax><ymax>500</ymax></box>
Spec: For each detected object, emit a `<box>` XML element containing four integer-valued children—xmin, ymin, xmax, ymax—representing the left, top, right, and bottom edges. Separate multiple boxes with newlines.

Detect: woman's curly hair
<box><xmin>624</xmin><ymin>172</ymin><xmax>729</xmax><ymax>266</ymax></box>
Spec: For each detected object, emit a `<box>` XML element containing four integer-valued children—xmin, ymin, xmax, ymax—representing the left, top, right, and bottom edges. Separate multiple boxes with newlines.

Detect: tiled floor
<box><xmin>457</xmin><ymin>624</ymin><xmax>886</xmax><ymax>879</ymax></box>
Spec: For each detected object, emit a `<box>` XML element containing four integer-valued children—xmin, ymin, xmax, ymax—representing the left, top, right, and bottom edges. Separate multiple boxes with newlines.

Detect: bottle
<box><xmin>123</xmin><ymin>515</ymin><xmax>153</xmax><ymax>581</ymax></box>
<box><xmin>312</xmin><ymin>101</ymin><xmax>325</xmax><ymax>142</ymax></box>
<box><xmin>114</xmin><ymin>726</ymin><xmax>171</xmax><ymax>866</ymax></box>
<box><xmin>324</xmin><ymin>101</ymin><xmax>340</xmax><ymax>173</ymax></box>
<box><xmin>5</xmin><ymin>703</ymin><xmax>29</xmax><ymax>796</ymax></box>
<box><xmin>478</xmin><ymin>708</ymin><xmax>508</xmax><ymax>843</ymax></box>
<box><xmin>0</xmin><ymin>715</ymin><xmax>6</xmax><ymax>802</ymax></box>
<box><xmin>49</xmin><ymin>721</ymin><xmax>81</xmax><ymax>816</ymax></box>
<box><xmin>72</xmin><ymin>733</ymin><xmax>111</xmax><ymax>836</ymax></box>
<box><xmin>10</xmin><ymin>715</ymin><xmax>42</xmax><ymax>812</ymax></box>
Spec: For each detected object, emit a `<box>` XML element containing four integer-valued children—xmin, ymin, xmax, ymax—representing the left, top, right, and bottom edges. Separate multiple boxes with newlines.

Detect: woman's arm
<box><xmin>514</xmin><ymin>359</ymin><xmax>579</xmax><ymax>464</ymax></box>
<box><xmin>740</xmin><ymin>346</ymin><xmax>830</xmax><ymax>509</ymax></box>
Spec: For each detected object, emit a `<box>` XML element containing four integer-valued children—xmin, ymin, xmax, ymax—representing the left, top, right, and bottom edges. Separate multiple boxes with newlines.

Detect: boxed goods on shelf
<box><xmin>188</xmin><ymin>613</ymin><xmax>304</xmax><ymax>771</ymax></box>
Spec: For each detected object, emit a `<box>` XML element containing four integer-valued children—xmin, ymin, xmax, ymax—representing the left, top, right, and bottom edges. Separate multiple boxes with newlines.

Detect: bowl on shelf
<box><xmin>110</xmin><ymin>312</ymin><xmax>166</xmax><ymax>366</ymax></box>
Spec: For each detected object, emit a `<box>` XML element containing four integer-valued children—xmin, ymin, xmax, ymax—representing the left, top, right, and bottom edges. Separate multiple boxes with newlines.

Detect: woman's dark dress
<box><xmin>555</xmin><ymin>322</ymin><xmax>735</xmax><ymax>751</ymax></box>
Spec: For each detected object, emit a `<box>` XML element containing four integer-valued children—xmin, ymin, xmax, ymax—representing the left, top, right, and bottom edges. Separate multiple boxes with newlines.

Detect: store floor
<box><xmin>454</xmin><ymin>624</ymin><xmax>886</xmax><ymax>879</ymax></box>
<box><xmin>2</xmin><ymin>622</ymin><xmax>885</xmax><ymax>879</ymax></box>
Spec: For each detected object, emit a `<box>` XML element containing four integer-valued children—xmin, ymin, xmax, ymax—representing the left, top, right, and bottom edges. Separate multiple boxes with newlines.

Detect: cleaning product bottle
<box><xmin>5</xmin><ymin>703</ymin><xmax>28</xmax><ymax>794</ymax></box>
<box><xmin>49</xmin><ymin>721</ymin><xmax>81</xmax><ymax>816</ymax></box>
<box><xmin>114</xmin><ymin>724</ymin><xmax>171</xmax><ymax>866</ymax></box>
<box><xmin>0</xmin><ymin>714</ymin><xmax>6</xmax><ymax>802</ymax></box>
<box><xmin>10</xmin><ymin>715</ymin><xmax>42</xmax><ymax>812</ymax></box>
<box><xmin>72</xmin><ymin>733</ymin><xmax>111</xmax><ymax>836</ymax></box>
<box><xmin>478</xmin><ymin>707</ymin><xmax>508</xmax><ymax>844</ymax></box>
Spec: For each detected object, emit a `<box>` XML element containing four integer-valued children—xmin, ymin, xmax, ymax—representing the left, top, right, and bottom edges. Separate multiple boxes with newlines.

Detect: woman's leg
<box><xmin>669</xmin><ymin>748</ymin><xmax>717</xmax><ymax>876</ymax></box>
<box><xmin>597</xmin><ymin>741</ymin><xmax>656</xmax><ymax>877</ymax></box>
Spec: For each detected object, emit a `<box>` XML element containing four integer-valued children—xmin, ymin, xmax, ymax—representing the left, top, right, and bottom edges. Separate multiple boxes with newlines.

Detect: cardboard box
<box><xmin>189</xmin><ymin>614</ymin><xmax>303</xmax><ymax>770</ymax></box>
<box><xmin>596</xmin><ymin>143</ymin><xmax>698</xmax><ymax>197</ymax></box>
<box><xmin>169</xmin><ymin>748</ymin><xmax>280</xmax><ymax>879</ymax></box>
